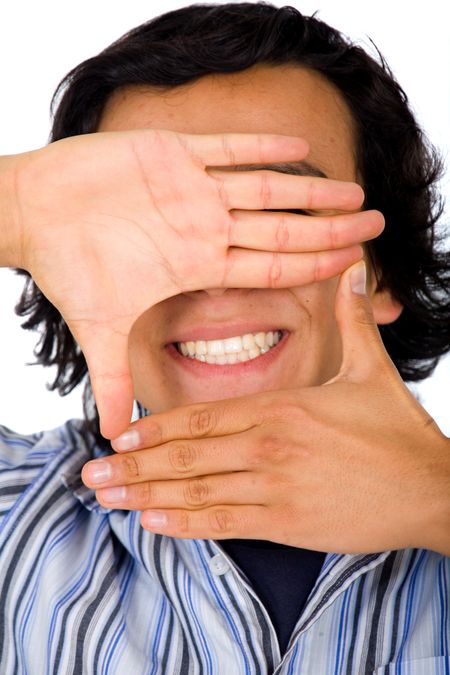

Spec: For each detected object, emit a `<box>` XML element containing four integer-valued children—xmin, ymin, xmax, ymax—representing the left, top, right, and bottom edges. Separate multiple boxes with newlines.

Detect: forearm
<box><xmin>0</xmin><ymin>153</ymin><xmax>23</xmax><ymax>268</ymax></box>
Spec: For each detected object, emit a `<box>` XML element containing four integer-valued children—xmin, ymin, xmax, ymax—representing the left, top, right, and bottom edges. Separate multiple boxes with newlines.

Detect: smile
<box><xmin>175</xmin><ymin>330</ymin><xmax>283</xmax><ymax>365</ymax></box>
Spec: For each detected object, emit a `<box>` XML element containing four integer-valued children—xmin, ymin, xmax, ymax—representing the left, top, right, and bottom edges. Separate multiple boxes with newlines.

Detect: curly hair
<box><xmin>15</xmin><ymin>2</ymin><xmax>450</xmax><ymax>442</ymax></box>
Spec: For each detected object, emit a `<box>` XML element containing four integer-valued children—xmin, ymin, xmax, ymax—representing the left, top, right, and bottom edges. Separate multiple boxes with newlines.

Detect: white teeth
<box><xmin>207</xmin><ymin>339</ymin><xmax>224</xmax><ymax>356</ymax></box>
<box><xmin>196</xmin><ymin>340</ymin><xmax>207</xmax><ymax>355</ymax></box>
<box><xmin>254</xmin><ymin>332</ymin><xmax>266</xmax><ymax>349</ymax></box>
<box><xmin>176</xmin><ymin>330</ymin><xmax>283</xmax><ymax>365</ymax></box>
<box><xmin>223</xmin><ymin>336</ymin><xmax>243</xmax><ymax>353</ymax></box>
<box><xmin>242</xmin><ymin>334</ymin><xmax>256</xmax><ymax>350</ymax></box>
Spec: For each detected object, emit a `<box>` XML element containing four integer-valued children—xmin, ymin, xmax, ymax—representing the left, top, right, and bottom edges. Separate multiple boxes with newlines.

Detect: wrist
<box><xmin>0</xmin><ymin>153</ymin><xmax>24</xmax><ymax>268</ymax></box>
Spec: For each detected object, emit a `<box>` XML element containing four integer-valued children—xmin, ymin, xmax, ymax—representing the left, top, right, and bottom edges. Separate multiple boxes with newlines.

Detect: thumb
<box><xmin>331</xmin><ymin>260</ymin><xmax>390</xmax><ymax>382</ymax></box>
<box><xmin>77</xmin><ymin>326</ymin><xmax>134</xmax><ymax>440</ymax></box>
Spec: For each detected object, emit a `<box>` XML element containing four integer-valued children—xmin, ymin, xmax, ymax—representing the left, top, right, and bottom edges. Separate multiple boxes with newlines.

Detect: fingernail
<box><xmin>350</xmin><ymin>262</ymin><xmax>366</xmax><ymax>295</ymax></box>
<box><xmin>112</xmin><ymin>429</ymin><xmax>140</xmax><ymax>452</ymax></box>
<box><xmin>144</xmin><ymin>511</ymin><xmax>168</xmax><ymax>528</ymax></box>
<box><xmin>85</xmin><ymin>459</ymin><xmax>112</xmax><ymax>484</ymax></box>
<box><xmin>100</xmin><ymin>486</ymin><xmax>127</xmax><ymax>503</ymax></box>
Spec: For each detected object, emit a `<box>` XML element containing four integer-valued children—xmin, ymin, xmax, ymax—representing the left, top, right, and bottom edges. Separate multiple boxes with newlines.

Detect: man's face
<box><xmin>99</xmin><ymin>65</ymin><xmax>374</xmax><ymax>412</ymax></box>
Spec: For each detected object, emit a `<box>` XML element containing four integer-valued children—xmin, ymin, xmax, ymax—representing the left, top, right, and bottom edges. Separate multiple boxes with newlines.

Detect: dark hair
<box><xmin>15</xmin><ymin>2</ymin><xmax>450</xmax><ymax>441</ymax></box>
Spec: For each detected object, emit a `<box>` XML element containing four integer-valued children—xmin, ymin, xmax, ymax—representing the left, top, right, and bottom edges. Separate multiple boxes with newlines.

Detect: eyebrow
<box><xmin>229</xmin><ymin>160</ymin><xmax>328</xmax><ymax>179</ymax></box>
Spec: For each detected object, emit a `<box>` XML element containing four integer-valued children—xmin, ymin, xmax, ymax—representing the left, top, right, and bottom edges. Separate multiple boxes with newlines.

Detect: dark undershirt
<box><xmin>219</xmin><ymin>539</ymin><xmax>326</xmax><ymax>654</ymax></box>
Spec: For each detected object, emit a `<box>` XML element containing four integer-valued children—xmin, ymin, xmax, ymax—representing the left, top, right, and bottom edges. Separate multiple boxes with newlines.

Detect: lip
<box><xmin>165</xmin><ymin>323</ymin><xmax>288</xmax><ymax>345</ymax></box>
<box><xmin>166</xmin><ymin>330</ymin><xmax>290</xmax><ymax>376</ymax></box>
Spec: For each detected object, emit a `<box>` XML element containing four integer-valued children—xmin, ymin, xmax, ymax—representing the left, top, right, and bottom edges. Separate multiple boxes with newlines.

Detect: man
<box><xmin>1</xmin><ymin>3</ymin><xmax>449</xmax><ymax>673</ymax></box>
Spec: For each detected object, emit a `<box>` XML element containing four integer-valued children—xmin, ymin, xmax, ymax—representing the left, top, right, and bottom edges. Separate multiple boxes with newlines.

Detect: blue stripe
<box><xmin>0</xmin><ymin>422</ymin><xmax>449</xmax><ymax>674</ymax></box>
<box><xmin>438</xmin><ymin>559</ymin><xmax>449</xmax><ymax>673</ymax></box>
<box><xmin>149</xmin><ymin>597</ymin><xmax>167</xmax><ymax>675</ymax></box>
<box><xmin>47</xmin><ymin>515</ymin><xmax>108</xmax><ymax>662</ymax></box>
<box><xmin>287</xmin><ymin>642</ymin><xmax>299</xmax><ymax>674</ymax></box>
<box><xmin>102</xmin><ymin>555</ymin><xmax>135</xmax><ymax>673</ymax></box>
<box><xmin>18</xmin><ymin>508</ymin><xmax>81</xmax><ymax>665</ymax></box>
<box><xmin>395</xmin><ymin>549</ymin><xmax>427</xmax><ymax>675</ymax></box>
<box><xmin>194</xmin><ymin>540</ymin><xmax>251</xmax><ymax>675</ymax></box>
<box><xmin>185</xmin><ymin>569</ymin><xmax>213</xmax><ymax>673</ymax></box>
<box><xmin>333</xmin><ymin>584</ymin><xmax>353</xmax><ymax>674</ymax></box>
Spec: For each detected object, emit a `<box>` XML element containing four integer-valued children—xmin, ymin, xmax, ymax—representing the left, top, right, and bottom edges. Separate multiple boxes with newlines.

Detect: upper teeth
<box><xmin>177</xmin><ymin>330</ymin><xmax>282</xmax><ymax>364</ymax></box>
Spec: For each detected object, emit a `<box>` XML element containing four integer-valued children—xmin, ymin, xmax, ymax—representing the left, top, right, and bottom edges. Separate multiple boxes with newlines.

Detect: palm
<box><xmin>13</xmin><ymin>129</ymin><xmax>374</xmax><ymax>437</ymax></box>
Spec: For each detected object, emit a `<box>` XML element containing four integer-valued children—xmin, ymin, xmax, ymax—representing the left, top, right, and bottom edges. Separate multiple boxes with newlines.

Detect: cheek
<box><xmin>290</xmin><ymin>279</ymin><xmax>337</xmax><ymax>325</ymax></box>
<box><xmin>128</xmin><ymin>310</ymin><xmax>171</xmax><ymax>408</ymax></box>
<box><xmin>290</xmin><ymin>280</ymin><xmax>342</xmax><ymax>382</ymax></box>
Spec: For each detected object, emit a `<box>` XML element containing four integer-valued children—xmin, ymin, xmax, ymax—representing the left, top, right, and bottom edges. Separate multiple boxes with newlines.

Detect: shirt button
<box><xmin>209</xmin><ymin>554</ymin><xmax>230</xmax><ymax>576</ymax></box>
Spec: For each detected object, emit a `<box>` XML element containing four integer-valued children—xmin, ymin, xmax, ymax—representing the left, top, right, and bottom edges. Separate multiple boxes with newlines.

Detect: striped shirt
<box><xmin>0</xmin><ymin>419</ymin><xmax>449</xmax><ymax>675</ymax></box>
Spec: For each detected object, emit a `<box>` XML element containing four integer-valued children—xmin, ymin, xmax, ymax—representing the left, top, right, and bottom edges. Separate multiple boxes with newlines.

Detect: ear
<box><xmin>369</xmin><ymin>285</ymin><xmax>403</xmax><ymax>325</ymax></box>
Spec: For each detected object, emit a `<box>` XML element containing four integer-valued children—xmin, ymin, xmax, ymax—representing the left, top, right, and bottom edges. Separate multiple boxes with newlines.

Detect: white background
<box><xmin>0</xmin><ymin>0</ymin><xmax>449</xmax><ymax>435</ymax></box>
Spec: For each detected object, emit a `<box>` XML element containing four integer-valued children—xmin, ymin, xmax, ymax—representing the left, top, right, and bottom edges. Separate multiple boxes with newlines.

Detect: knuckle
<box><xmin>188</xmin><ymin>407</ymin><xmax>217</xmax><ymax>438</ymax></box>
<box><xmin>275</xmin><ymin>214</ymin><xmax>290</xmax><ymax>250</ymax></box>
<box><xmin>259</xmin><ymin>171</ymin><xmax>272</xmax><ymax>209</ymax></box>
<box><xmin>184</xmin><ymin>478</ymin><xmax>210</xmax><ymax>507</ymax></box>
<box><xmin>312</xmin><ymin>252</ymin><xmax>323</xmax><ymax>283</ymax></box>
<box><xmin>177</xmin><ymin>510</ymin><xmax>190</xmax><ymax>534</ymax></box>
<box><xmin>247</xmin><ymin>445</ymin><xmax>266</xmax><ymax>468</ymax></box>
<box><xmin>135</xmin><ymin>481</ymin><xmax>153</xmax><ymax>506</ymax></box>
<box><xmin>209</xmin><ymin>508</ymin><xmax>234</xmax><ymax>534</ymax></box>
<box><xmin>327</xmin><ymin>218</ymin><xmax>339</xmax><ymax>248</ymax></box>
<box><xmin>247</xmin><ymin>433</ymin><xmax>283</xmax><ymax>468</ymax></box>
<box><xmin>305</xmin><ymin>179</ymin><xmax>318</xmax><ymax>210</ymax></box>
<box><xmin>260</xmin><ymin>433</ymin><xmax>288</xmax><ymax>462</ymax></box>
<box><xmin>260</xmin><ymin>471</ymin><xmax>284</xmax><ymax>494</ymax></box>
<box><xmin>120</xmin><ymin>454</ymin><xmax>141</xmax><ymax>479</ymax></box>
<box><xmin>267</xmin><ymin>252</ymin><xmax>282</xmax><ymax>288</ymax></box>
<box><xmin>141</xmin><ymin>419</ymin><xmax>163</xmax><ymax>446</ymax></box>
<box><xmin>168</xmin><ymin>443</ymin><xmax>197</xmax><ymax>474</ymax></box>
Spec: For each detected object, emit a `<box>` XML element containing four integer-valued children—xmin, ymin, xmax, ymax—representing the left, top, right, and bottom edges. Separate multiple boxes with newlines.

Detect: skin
<box><xmin>1</xmin><ymin>62</ymin><xmax>441</xmax><ymax>553</ymax></box>
<box><xmin>98</xmin><ymin>64</ymin><xmax>401</xmax><ymax>410</ymax></box>
<box><xmin>85</xmin><ymin>270</ymin><xmax>450</xmax><ymax>554</ymax></box>
<box><xmin>2</xmin><ymin>101</ymin><xmax>378</xmax><ymax>439</ymax></box>
<box><xmin>81</xmin><ymin>65</ymin><xmax>450</xmax><ymax>555</ymax></box>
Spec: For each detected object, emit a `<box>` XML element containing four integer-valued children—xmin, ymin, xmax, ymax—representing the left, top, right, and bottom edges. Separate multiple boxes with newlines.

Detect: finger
<box><xmin>109</xmin><ymin>389</ymin><xmax>292</xmax><ymax>452</ymax></box>
<box><xmin>83</xmin><ymin>431</ymin><xmax>255</xmax><ymax>487</ymax></box>
<box><xmin>330</xmin><ymin>261</ymin><xmax>400</xmax><ymax>382</ymax></box>
<box><xmin>228</xmin><ymin>209</ymin><xmax>384</xmax><ymax>252</ymax></box>
<box><xmin>209</xmin><ymin>169</ymin><xmax>365</xmax><ymax>211</ymax></box>
<box><xmin>140</xmin><ymin>504</ymin><xmax>271</xmax><ymax>540</ymax></box>
<box><xmin>74</xmin><ymin>323</ymin><xmax>134</xmax><ymax>439</ymax></box>
<box><xmin>180</xmin><ymin>132</ymin><xmax>309</xmax><ymax>166</ymax></box>
<box><xmin>221</xmin><ymin>244</ymin><xmax>363</xmax><ymax>289</ymax></box>
<box><xmin>95</xmin><ymin>471</ymin><xmax>270</xmax><ymax>511</ymax></box>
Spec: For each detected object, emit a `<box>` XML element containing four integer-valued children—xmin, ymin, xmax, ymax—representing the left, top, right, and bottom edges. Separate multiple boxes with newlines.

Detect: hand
<box><xmin>82</xmin><ymin>261</ymin><xmax>450</xmax><ymax>555</ymax></box>
<box><xmin>4</xmin><ymin>130</ymin><xmax>382</xmax><ymax>438</ymax></box>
